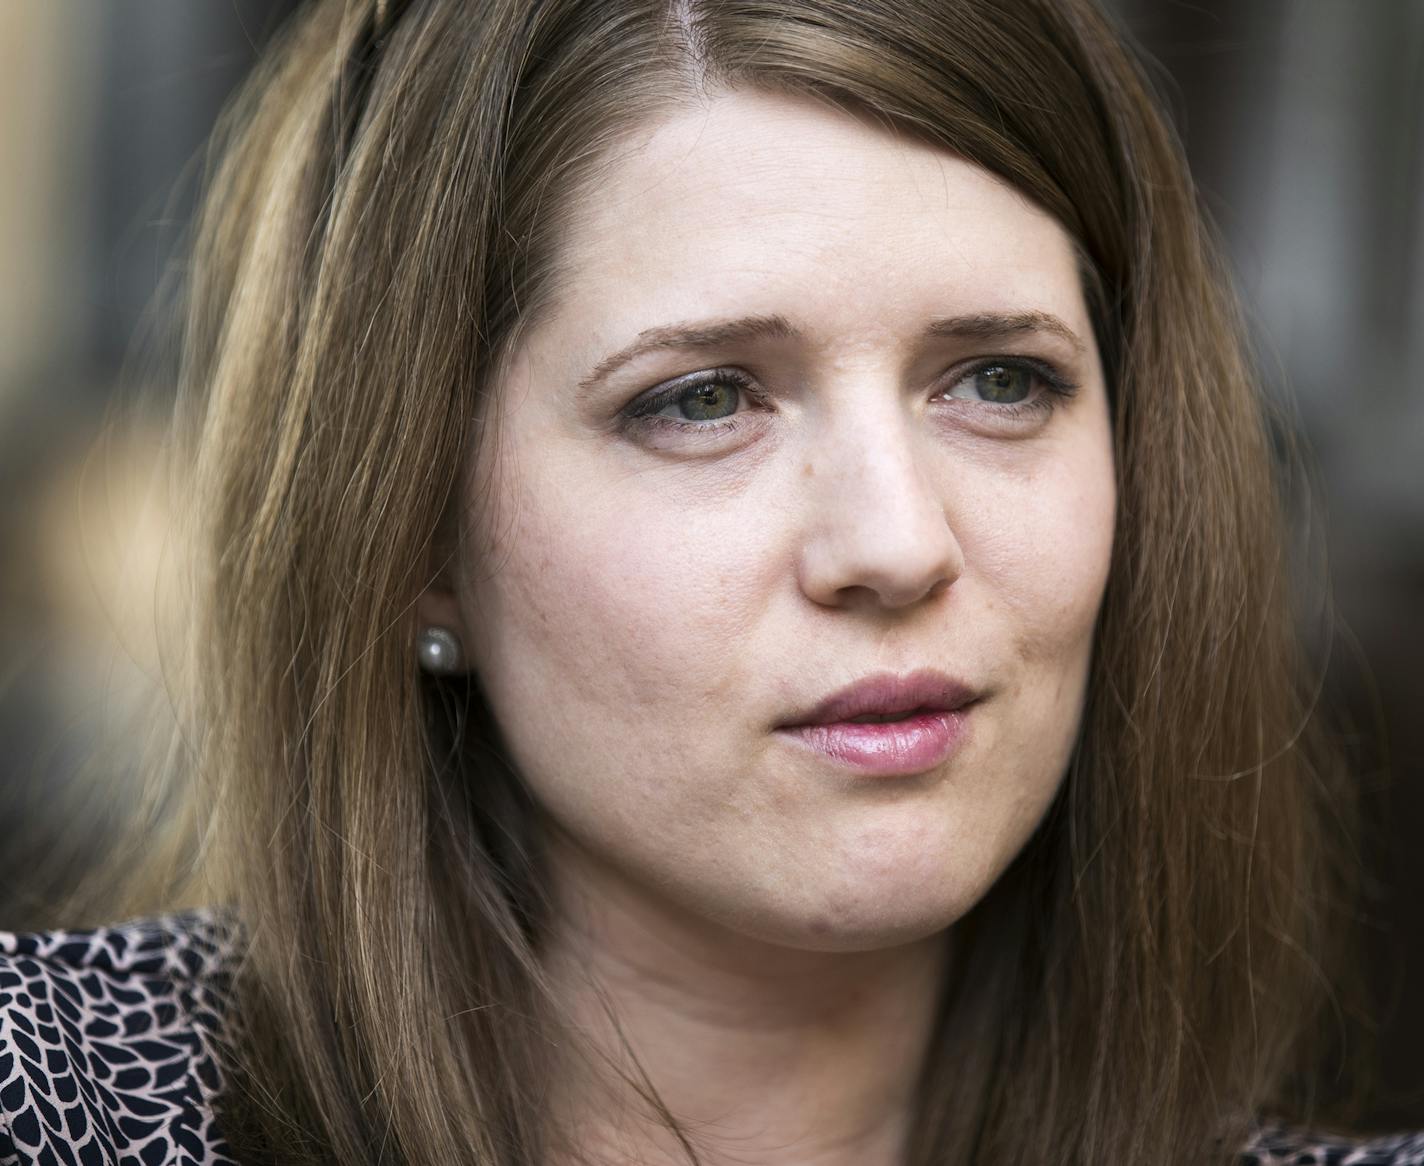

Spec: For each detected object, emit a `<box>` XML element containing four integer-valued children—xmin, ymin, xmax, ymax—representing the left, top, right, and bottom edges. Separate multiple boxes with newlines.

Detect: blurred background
<box><xmin>1</xmin><ymin>0</ymin><xmax>1421</xmax><ymax>1129</ymax></box>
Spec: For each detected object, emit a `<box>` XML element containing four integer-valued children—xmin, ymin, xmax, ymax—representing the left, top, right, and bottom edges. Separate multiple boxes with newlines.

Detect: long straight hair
<box><xmin>72</xmin><ymin>0</ymin><xmax>1368</xmax><ymax>1162</ymax></box>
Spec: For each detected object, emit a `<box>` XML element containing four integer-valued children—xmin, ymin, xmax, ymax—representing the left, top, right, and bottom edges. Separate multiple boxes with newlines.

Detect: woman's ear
<box><xmin>415</xmin><ymin>578</ymin><xmax>467</xmax><ymax>643</ymax></box>
<box><xmin>414</xmin><ymin>513</ymin><xmax>472</xmax><ymax>674</ymax></box>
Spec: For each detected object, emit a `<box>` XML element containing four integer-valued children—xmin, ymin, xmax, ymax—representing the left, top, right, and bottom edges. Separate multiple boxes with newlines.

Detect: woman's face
<box><xmin>436</xmin><ymin>88</ymin><xmax>1116</xmax><ymax>952</ymax></box>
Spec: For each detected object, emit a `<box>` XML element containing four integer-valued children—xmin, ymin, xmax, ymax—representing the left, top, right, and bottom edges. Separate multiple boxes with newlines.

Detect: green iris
<box><xmin>678</xmin><ymin>382</ymin><xmax>739</xmax><ymax>421</ymax></box>
<box><xmin>974</xmin><ymin>364</ymin><xmax>1032</xmax><ymax>404</ymax></box>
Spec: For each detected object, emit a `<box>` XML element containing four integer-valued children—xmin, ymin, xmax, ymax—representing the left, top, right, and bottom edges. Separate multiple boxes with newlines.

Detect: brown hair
<box><xmin>71</xmin><ymin>0</ymin><xmax>1370</xmax><ymax>1161</ymax></box>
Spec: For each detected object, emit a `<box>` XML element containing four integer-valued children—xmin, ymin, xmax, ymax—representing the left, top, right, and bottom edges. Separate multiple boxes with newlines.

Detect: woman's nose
<box><xmin>795</xmin><ymin>413</ymin><xmax>965</xmax><ymax>612</ymax></box>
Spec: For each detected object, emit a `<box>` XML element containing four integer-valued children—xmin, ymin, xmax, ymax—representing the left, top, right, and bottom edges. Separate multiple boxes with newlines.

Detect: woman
<box><xmin>0</xmin><ymin>0</ymin><xmax>1414</xmax><ymax>1163</ymax></box>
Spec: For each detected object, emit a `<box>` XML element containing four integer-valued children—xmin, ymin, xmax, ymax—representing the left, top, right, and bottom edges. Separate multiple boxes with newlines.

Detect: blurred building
<box><xmin>1115</xmin><ymin>0</ymin><xmax>1424</xmax><ymax>1122</ymax></box>
<box><xmin>0</xmin><ymin>0</ymin><xmax>299</xmax><ymax>928</ymax></box>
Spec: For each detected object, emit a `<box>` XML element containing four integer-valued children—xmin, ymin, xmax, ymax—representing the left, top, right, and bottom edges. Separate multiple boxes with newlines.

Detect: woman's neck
<box><xmin>539</xmin><ymin>839</ymin><xmax>950</xmax><ymax>1166</ymax></box>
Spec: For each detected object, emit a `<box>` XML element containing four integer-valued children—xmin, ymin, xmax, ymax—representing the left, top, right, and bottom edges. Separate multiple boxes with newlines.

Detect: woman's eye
<box><xmin>622</xmin><ymin>370</ymin><xmax>760</xmax><ymax>435</ymax></box>
<box><xmin>939</xmin><ymin>358</ymin><xmax>1080</xmax><ymax>420</ymax></box>
<box><xmin>620</xmin><ymin>358</ymin><xmax>1078</xmax><ymax>443</ymax></box>
<box><xmin>656</xmin><ymin>380</ymin><xmax>742</xmax><ymax>422</ymax></box>
<box><xmin>948</xmin><ymin>363</ymin><xmax>1034</xmax><ymax>405</ymax></box>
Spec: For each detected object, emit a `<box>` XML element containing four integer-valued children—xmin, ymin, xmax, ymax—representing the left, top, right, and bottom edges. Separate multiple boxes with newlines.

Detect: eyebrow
<box><xmin>576</xmin><ymin>309</ymin><xmax>1087</xmax><ymax>396</ymax></box>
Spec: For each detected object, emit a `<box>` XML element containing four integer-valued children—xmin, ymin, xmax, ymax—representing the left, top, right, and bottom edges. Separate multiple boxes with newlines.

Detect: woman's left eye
<box><xmin>950</xmin><ymin>363</ymin><xmax>1036</xmax><ymax>405</ymax></box>
<box><xmin>940</xmin><ymin>358</ymin><xmax>1081</xmax><ymax>418</ymax></box>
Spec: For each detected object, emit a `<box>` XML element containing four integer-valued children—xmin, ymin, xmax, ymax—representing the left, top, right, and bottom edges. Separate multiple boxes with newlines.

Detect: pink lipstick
<box><xmin>775</xmin><ymin>669</ymin><xmax>978</xmax><ymax>777</ymax></box>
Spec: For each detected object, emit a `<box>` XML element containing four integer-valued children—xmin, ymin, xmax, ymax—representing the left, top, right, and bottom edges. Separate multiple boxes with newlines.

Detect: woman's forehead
<box><xmin>544</xmin><ymin>88</ymin><xmax>1091</xmax><ymax>359</ymax></box>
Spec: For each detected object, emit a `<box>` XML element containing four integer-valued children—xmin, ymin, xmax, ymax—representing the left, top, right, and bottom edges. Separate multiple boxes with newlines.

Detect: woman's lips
<box><xmin>775</xmin><ymin>705</ymin><xmax>974</xmax><ymax>776</ymax></box>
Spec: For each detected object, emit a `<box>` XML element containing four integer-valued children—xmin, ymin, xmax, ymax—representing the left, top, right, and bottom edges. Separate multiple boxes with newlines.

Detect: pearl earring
<box><xmin>416</xmin><ymin>626</ymin><xmax>464</xmax><ymax>675</ymax></box>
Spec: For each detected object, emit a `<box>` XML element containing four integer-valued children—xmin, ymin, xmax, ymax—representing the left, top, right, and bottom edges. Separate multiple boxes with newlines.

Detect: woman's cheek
<box><xmin>468</xmin><ymin>467</ymin><xmax>739</xmax><ymax>741</ymax></box>
<box><xmin>980</xmin><ymin>447</ymin><xmax>1113</xmax><ymax>621</ymax></box>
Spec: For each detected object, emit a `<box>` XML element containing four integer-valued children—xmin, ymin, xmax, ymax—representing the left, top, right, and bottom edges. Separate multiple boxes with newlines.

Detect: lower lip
<box><xmin>776</xmin><ymin>707</ymin><xmax>973</xmax><ymax>776</ymax></box>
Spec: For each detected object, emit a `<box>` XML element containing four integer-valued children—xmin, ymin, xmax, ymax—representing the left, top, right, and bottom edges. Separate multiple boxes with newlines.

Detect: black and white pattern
<box><xmin>1</xmin><ymin>911</ymin><xmax>1421</xmax><ymax>1164</ymax></box>
<box><xmin>0</xmin><ymin>910</ymin><xmax>238</xmax><ymax>1165</ymax></box>
<box><xmin>1238</xmin><ymin>1123</ymin><xmax>1424</xmax><ymax>1165</ymax></box>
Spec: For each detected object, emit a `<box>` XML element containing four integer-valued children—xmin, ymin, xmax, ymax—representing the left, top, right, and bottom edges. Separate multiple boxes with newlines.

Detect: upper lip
<box><xmin>779</xmin><ymin>668</ymin><xmax>980</xmax><ymax>727</ymax></box>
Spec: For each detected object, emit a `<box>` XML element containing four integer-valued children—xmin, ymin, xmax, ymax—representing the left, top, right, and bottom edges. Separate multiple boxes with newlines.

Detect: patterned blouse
<box><xmin>1</xmin><ymin>911</ymin><xmax>1421</xmax><ymax>1165</ymax></box>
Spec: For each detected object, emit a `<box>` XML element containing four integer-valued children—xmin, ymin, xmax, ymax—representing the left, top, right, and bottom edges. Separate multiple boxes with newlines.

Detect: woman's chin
<box><xmin>693</xmin><ymin>875</ymin><xmax>976</xmax><ymax>956</ymax></box>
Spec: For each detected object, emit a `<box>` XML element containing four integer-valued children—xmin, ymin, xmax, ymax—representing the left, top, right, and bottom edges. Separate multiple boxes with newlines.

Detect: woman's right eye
<box><xmin>654</xmin><ymin>380</ymin><xmax>743</xmax><ymax>422</ymax></box>
<box><xmin>622</xmin><ymin>369</ymin><xmax>764</xmax><ymax>436</ymax></box>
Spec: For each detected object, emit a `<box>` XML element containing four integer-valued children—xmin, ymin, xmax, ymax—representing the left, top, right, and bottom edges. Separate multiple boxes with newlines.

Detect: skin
<box><xmin>420</xmin><ymin>88</ymin><xmax>1116</xmax><ymax>1165</ymax></box>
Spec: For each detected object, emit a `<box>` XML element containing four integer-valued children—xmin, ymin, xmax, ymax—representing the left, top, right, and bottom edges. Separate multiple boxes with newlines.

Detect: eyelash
<box><xmin>621</xmin><ymin>357</ymin><xmax>1082</xmax><ymax>439</ymax></box>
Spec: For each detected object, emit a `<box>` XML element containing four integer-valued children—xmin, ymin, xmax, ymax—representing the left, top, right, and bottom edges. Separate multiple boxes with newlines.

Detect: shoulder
<box><xmin>1237</xmin><ymin>1116</ymin><xmax>1424</xmax><ymax>1164</ymax></box>
<box><xmin>0</xmin><ymin>908</ymin><xmax>243</xmax><ymax>1166</ymax></box>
